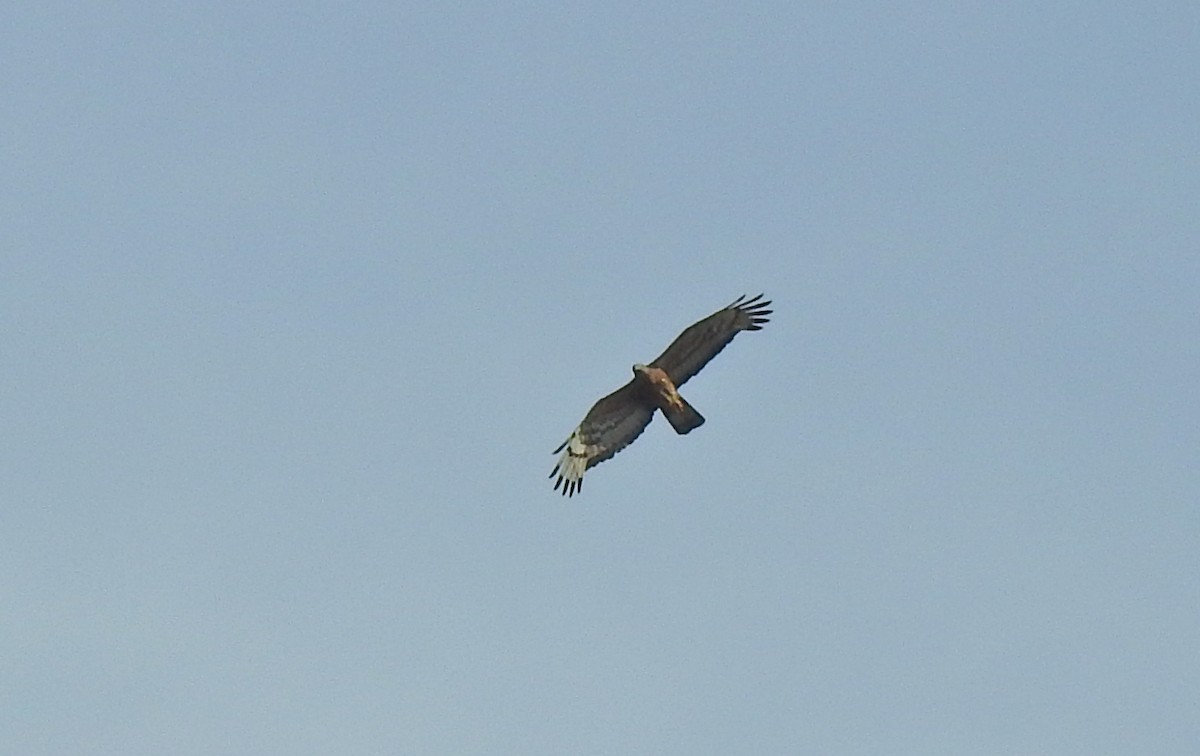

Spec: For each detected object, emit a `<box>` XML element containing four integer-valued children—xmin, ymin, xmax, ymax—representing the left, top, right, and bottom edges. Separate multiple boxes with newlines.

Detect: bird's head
<box><xmin>632</xmin><ymin>363</ymin><xmax>648</xmax><ymax>376</ymax></box>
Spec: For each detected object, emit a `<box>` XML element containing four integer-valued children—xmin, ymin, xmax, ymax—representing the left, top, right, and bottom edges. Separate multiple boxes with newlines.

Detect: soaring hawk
<box><xmin>551</xmin><ymin>294</ymin><xmax>772</xmax><ymax>496</ymax></box>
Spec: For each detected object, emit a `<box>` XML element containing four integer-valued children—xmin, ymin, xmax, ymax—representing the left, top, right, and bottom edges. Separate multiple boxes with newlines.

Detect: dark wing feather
<box><xmin>649</xmin><ymin>294</ymin><xmax>772</xmax><ymax>387</ymax></box>
<box><xmin>550</xmin><ymin>380</ymin><xmax>655</xmax><ymax>497</ymax></box>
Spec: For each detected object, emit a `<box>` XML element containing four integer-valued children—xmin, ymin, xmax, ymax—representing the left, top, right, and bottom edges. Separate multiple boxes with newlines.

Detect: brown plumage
<box><xmin>550</xmin><ymin>294</ymin><xmax>772</xmax><ymax>497</ymax></box>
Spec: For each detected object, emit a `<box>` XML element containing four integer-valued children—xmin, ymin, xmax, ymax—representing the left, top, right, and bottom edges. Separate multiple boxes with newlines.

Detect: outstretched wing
<box><xmin>649</xmin><ymin>293</ymin><xmax>772</xmax><ymax>387</ymax></box>
<box><xmin>550</xmin><ymin>380</ymin><xmax>655</xmax><ymax>497</ymax></box>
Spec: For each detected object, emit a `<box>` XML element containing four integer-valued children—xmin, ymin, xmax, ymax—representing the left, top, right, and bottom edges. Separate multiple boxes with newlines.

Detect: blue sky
<box><xmin>3</xmin><ymin>3</ymin><xmax>1198</xmax><ymax>754</ymax></box>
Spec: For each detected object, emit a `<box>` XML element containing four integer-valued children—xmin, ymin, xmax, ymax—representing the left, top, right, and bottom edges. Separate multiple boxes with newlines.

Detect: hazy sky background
<box><xmin>3</xmin><ymin>3</ymin><xmax>1198</xmax><ymax>754</ymax></box>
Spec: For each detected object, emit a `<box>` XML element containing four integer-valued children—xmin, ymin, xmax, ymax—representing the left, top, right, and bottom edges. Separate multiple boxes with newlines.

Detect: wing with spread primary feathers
<box><xmin>649</xmin><ymin>293</ymin><xmax>772</xmax><ymax>387</ymax></box>
<box><xmin>550</xmin><ymin>380</ymin><xmax>655</xmax><ymax>497</ymax></box>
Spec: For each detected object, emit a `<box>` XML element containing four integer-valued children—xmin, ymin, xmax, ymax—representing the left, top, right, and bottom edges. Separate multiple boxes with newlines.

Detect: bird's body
<box><xmin>632</xmin><ymin>363</ymin><xmax>705</xmax><ymax>435</ymax></box>
<box><xmin>551</xmin><ymin>294</ymin><xmax>772</xmax><ymax>496</ymax></box>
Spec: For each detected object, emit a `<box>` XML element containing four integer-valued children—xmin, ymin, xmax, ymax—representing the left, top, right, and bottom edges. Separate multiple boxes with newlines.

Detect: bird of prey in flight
<box><xmin>551</xmin><ymin>294</ymin><xmax>772</xmax><ymax>496</ymax></box>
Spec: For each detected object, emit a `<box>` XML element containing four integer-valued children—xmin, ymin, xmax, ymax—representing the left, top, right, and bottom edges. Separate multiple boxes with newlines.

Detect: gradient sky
<box><xmin>4</xmin><ymin>3</ymin><xmax>1198</xmax><ymax>754</ymax></box>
